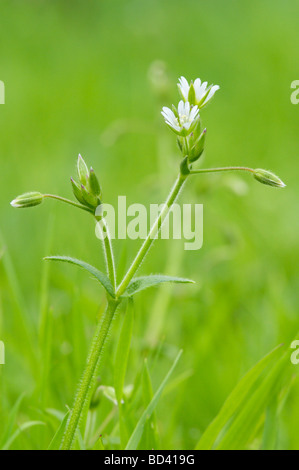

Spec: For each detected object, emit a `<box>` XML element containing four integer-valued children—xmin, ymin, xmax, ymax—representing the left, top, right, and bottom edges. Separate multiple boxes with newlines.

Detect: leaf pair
<box><xmin>44</xmin><ymin>256</ymin><xmax>195</xmax><ymax>299</ymax></box>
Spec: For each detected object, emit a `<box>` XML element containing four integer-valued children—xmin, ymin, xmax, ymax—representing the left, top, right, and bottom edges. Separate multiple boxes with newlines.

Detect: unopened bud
<box><xmin>77</xmin><ymin>154</ymin><xmax>89</xmax><ymax>186</ymax></box>
<box><xmin>90</xmin><ymin>386</ymin><xmax>102</xmax><ymax>409</ymax></box>
<box><xmin>189</xmin><ymin>128</ymin><xmax>206</xmax><ymax>162</ymax></box>
<box><xmin>89</xmin><ymin>168</ymin><xmax>101</xmax><ymax>198</ymax></box>
<box><xmin>180</xmin><ymin>156</ymin><xmax>190</xmax><ymax>176</ymax></box>
<box><xmin>81</xmin><ymin>184</ymin><xmax>100</xmax><ymax>209</ymax></box>
<box><xmin>71</xmin><ymin>178</ymin><xmax>85</xmax><ymax>205</ymax></box>
<box><xmin>253</xmin><ymin>169</ymin><xmax>286</xmax><ymax>188</ymax></box>
<box><xmin>10</xmin><ymin>192</ymin><xmax>44</xmax><ymax>208</ymax></box>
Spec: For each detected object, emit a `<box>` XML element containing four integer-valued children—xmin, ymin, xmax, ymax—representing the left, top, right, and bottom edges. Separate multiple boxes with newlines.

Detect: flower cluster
<box><xmin>161</xmin><ymin>76</ymin><xmax>220</xmax><ymax>163</ymax></box>
<box><xmin>71</xmin><ymin>154</ymin><xmax>102</xmax><ymax>210</ymax></box>
<box><xmin>178</xmin><ymin>76</ymin><xmax>220</xmax><ymax>109</ymax></box>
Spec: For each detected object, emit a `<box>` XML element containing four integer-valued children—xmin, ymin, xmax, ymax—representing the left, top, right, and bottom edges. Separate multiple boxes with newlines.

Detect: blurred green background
<box><xmin>0</xmin><ymin>0</ymin><xmax>299</xmax><ymax>450</ymax></box>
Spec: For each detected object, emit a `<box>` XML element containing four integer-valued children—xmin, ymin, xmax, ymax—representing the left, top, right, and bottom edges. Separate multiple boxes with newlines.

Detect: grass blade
<box><xmin>1</xmin><ymin>421</ymin><xmax>45</xmax><ymax>450</ymax></box>
<box><xmin>216</xmin><ymin>352</ymin><xmax>290</xmax><ymax>450</ymax></box>
<box><xmin>48</xmin><ymin>411</ymin><xmax>70</xmax><ymax>450</ymax></box>
<box><xmin>114</xmin><ymin>300</ymin><xmax>134</xmax><ymax>404</ymax></box>
<box><xmin>0</xmin><ymin>393</ymin><xmax>26</xmax><ymax>448</ymax></box>
<box><xmin>125</xmin><ymin>350</ymin><xmax>182</xmax><ymax>450</ymax></box>
<box><xmin>195</xmin><ymin>344</ymin><xmax>284</xmax><ymax>450</ymax></box>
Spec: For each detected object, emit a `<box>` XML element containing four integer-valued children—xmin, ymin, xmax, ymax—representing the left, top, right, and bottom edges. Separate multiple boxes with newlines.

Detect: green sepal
<box><xmin>77</xmin><ymin>154</ymin><xmax>89</xmax><ymax>186</ymax></box>
<box><xmin>189</xmin><ymin>128</ymin><xmax>206</xmax><ymax>163</ymax></box>
<box><xmin>89</xmin><ymin>168</ymin><xmax>101</xmax><ymax>198</ymax></box>
<box><xmin>188</xmin><ymin>82</ymin><xmax>196</xmax><ymax>106</ymax></box>
<box><xmin>70</xmin><ymin>178</ymin><xmax>86</xmax><ymax>205</ymax></box>
<box><xmin>81</xmin><ymin>184</ymin><xmax>99</xmax><ymax>209</ymax></box>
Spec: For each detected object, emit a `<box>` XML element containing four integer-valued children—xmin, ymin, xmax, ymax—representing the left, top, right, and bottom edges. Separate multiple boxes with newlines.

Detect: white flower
<box><xmin>161</xmin><ymin>100</ymin><xmax>199</xmax><ymax>136</ymax></box>
<box><xmin>178</xmin><ymin>76</ymin><xmax>220</xmax><ymax>108</ymax></box>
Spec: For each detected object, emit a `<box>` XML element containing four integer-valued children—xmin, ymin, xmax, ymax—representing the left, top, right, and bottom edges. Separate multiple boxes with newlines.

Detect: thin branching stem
<box><xmin>99</xmin><ymin>218</ymin><xmax>117</xmax><ymax>291</ymax></box>
<box><xmin>190</xmin><ymin>166</ymin><xmax>254</xmax><ymax>175</ymax></box>
<box><xmin>44</xmin><ymin>194</ymin><xmax>94</xmax><ymax>214</ymax></box>
<box><xmin>116</xmin><ymin>171</ymin><xmax>188</xmax><ymax>297</ymax></box>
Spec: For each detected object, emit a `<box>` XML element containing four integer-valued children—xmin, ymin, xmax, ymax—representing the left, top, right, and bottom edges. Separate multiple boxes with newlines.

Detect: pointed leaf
<box><xmin>195</xmin><ymin>344</ymin><xmax>284</xmax><ymax>450</ymax></box>
<box><xmin>48</xmin><ymin>411</ymin><xmax>70</xmax><ymax>450</ymax></box>
<box><xmin>0</xmin><ymin>393</ymin><xmax>26</xmax><ymax>448</ymax></box>
<box><xmin>216</xmin><ymin>353</ymin><xmax>290</xmax><ymax>449</ymax></box>
<box><xmin>1</xmin><ymin>421</ymin><xmax>45</xmax><ymax>450</ymax></box>
<box><xmin>123</xmin><ymin>275</ymin><xmax>195</xmax><ymax>297</ymax></box>
<box><xmin>44</xmin><ymin>256</ymin><xmax>115</xmax><ymax>298</ymax></box>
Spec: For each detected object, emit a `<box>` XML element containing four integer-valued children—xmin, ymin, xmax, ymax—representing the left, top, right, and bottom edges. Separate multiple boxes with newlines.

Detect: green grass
<box><xmin>0</xmin><ymin>0</ymin><xmax>299</xmax><ymax>450</ymax></box>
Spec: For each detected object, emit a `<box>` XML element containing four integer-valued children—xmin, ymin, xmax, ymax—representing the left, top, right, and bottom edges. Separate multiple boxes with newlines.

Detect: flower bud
<box><xmin>253</xmin><ymin>169</ymin><xmax>286</xmax><ymax>188</ymax></box>
<box><xmin>180</xmin><ymin>156</ymin><xmax>190</xmax><ymax>176</ymax></box>
<box><xmin>90</xmin><ymin>386</ymin><xmax>102</xmax><ymax>409</ymax></box>
<box><xmin>71</xmin><ymin>178</ymin><xmax>86</xmax><ymax>205</ymax></box>
<box><xmin>89</xmin><ymin>168</ymin><xmax>101</xmax><ymax>198</ymax></box>
<box><xmin>188</xmin><ymin>128</ymin><xmax>206</xmax><ymax>162</ymax></box>
<box><xmin>77</xmin><ymin>154</ymin><xmax>89</xmax><ymax>186</ymax></box>
<box><xmin>10</xmin><ymin>192</ymin><xmax>44</xmax><ymax>208</ymax></box>
<box><xmin>81</xmin><ymin>184</ymin><xmax>100</xmax><ymax>209</ymax></box>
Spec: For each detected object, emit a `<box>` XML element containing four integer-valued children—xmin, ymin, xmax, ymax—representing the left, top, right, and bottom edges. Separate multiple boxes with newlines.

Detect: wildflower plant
<box><xmin>11</xmin><ymin>75</ymin><xmax>286</xmax><ymax>450</ymax></box>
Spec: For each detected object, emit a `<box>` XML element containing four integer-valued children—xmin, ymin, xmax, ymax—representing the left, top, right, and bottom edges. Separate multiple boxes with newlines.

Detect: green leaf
<box><xmin>216</xmin><ymin>352</ymin><xmax>290</xmax><ymax>450</ymax></box>
<box><xmin>1</xmin><ymin>421</ymin><xmax>45</xmax><ymax>450</ymax></box>
<box><xmin>123</xmin><ymin>275</ymin><xmax>195</xmax><ymax>297</ymax></box>
<box><xmin>44</xmin><ymin>256</ymin><xmax>115</xmax><ymax>298</ymax></box>
<box><xmin>114</xmin><ymin>300</ymin><xmax>134</xmax><ymax>404</ymax></box>
<box><xmin>125</xmin><ymin>350</ymin><xmax>182</xmax><ymax>450</ymax></box>
<box><xmin>48</xmin><ymin>411</ymin><xmax>70</xmax><ymax>450</ymax></box>
<box><xmin>0</xmin><ymin>393</ymin><xmax>26</xmax><ymax>448</ymax></box>
<box><xmin>141</xmin><ymin>359</ymin><xmax>159</xmax><ymax>450</ymax></box>
<box><xmin>195</xmin><ymin>344</ymin><xmax>284</xmax><ymax>450</ymax></box>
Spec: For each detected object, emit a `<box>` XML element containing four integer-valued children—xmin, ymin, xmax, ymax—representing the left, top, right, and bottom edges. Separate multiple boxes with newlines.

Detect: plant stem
<box><xmin>190</xmin><ymin>166</ymin><xmax>254</xmax><ymax>175</ymax></box>
<box><xmin>44</xmin><ymin>194</ymin><xmax>94</xmax><ymax>214</ymax></box>
<box><xmin>60</xmin><ymin>298</ymin><xmax>119</xmax><ymax>450</ymax></box>
<box><xmin>60</xmin><ymin>169</ymin><xmax>188</xmax><ymax>449</ymax></box>
<box><xmin>116</xmin><ymin>172</ymin><xmax>188</xmax><ymax>297</ymax></box>
<box><xmin>99</xmin><ymin>218</ymin><xmax>117</xmax><ymax>291</ymax></box>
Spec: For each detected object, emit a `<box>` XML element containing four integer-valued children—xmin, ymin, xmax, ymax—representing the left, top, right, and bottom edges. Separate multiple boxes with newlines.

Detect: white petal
<box><xmin>178</xmin><ymin>100</ymin><xmax>185</xmax><ymax>115</ymax></box>
<box><xmin>179</xmin><ymin>76</ymin><xmax>189</xmax><ymax>91</ymax></box>
<box><xmin>193</xmin><ymin>78</ymin><xmax>202</xmax><ymax>95</ymax></box>
<box><xmin>190</xmin><ymin>105</ymin><xmax>199</xmax><ymax>120</ymax></box>
<box><xmin>202</xmin><ymin>85</ymin><xmax>220</xmax><ymax>106</ymax></box>
<box><xmin>161</xmin><ymin>107</ymin><xmax>176</xmax><ymax>123</ymax></box>
<box><xmin>178</xmin><ymin>77</ymin><xmax>189</xmax><ymax>100</ymax></box>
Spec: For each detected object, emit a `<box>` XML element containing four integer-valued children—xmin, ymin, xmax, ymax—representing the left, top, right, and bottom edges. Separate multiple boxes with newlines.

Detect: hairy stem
<box><xmin>60</xmin><ymin>298</ymin><xmax>119</xmax><ymax>450</ymax></box>
<box><xmin>44</xmin><ymin>194</ymin><xmax>94</xmax><ymax>214</ymax></box>
<box><xmin>116</xmin><ymin>171</ymin><xmax>188</xmax><ymax>297</ymax></box>
<box><xmin>100</xmin><ymin>218</ymin><xmax>117</xmax><ymax>291</ymax></box>
<box><xmin>190</xmin><ymin>166</ymin><xmax>254</xmax><ymax>175</ymax></box>
<box><xmin>60</xmin><ymin>169</ymin><xmax>188</xmax><ymax>449</ymax></box>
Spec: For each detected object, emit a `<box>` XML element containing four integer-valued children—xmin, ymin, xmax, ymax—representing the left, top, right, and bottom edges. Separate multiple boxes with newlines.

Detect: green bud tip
<box><xmin>10</xmin><ymin>192</ymin><xmax>44</xmax><ymax>208</ymax></box>
<box><xmin>77</xmin><ymin>154</ymin><xmax>89</xmax><ymax>186</ymax></box>
<box><xmin>253</xmin><ymin>169</ymin><xmax>286</xmax><ymax>188</ymax></box>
